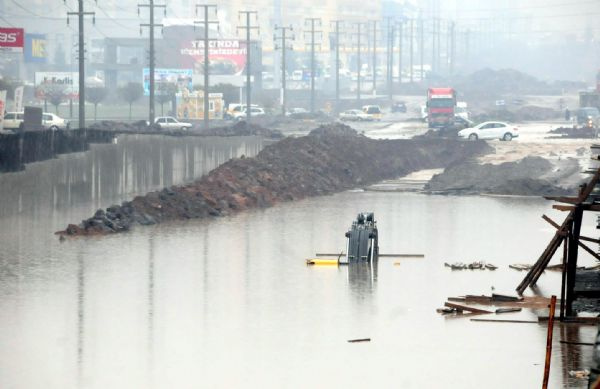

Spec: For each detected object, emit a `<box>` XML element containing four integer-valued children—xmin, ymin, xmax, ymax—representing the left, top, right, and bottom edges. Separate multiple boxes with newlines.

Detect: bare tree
<box><xmin>118</xmin><ymin>82</ymin><xmax>144</xmax><ymax>120</ymax></box>
<box><xmin>156</xmin><ymin>83</ymin><xmax>177</xmax><ymax>116</ymax></box>
<box><xmin>43</xmin><ymin>85</ymin><xmax>68</xmax><ymax>115</ymax></box>
<box><xmin>86</xmin><ymin>87</ymin><xmax>108</xmax><ymax>121</ymax></box>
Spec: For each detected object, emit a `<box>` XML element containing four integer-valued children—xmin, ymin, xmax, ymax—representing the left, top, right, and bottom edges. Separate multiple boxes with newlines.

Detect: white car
<box><xmin>233</xmin><ymin>107</ymin><xmax>265</xmax><ymax>120</ymax></box>
<box><xmin>286</xmin><ymin>107</ymin><xmax>309</xmax><ymax>116</ymax></box>
<box><xmin>339</xmin><ymin>109</ymin><xmax>373</xmax><ymax>121</ymax></box>
<box><xmin>154</xmin><ymin>116</ymin><xmax>192</xmax><ymax>130</ymax></box>
<box><xmin>3</xmin><ymin>112</ymin><xmax>24</xmax><ymax>130</ymax></box>
<box><xmin>3</xmin><ymin>112</ymin><xmax>70</xmax><ymax>131</ymax></box>
<box><xmin>458</xmin><ymin>121</ymin><xmax>519</xmax><ymax>141</ymax></box>
<box><xmin>43</xmin><ymin>113</ymin><xmax>70</xmax><ymax>130</ymax></box>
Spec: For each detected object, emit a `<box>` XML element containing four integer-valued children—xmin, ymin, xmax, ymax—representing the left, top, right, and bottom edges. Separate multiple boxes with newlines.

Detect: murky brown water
<box><xmin>0</xmin><ymin>135</ymin><xmax>596</xmax><ymax>388</ymax></box>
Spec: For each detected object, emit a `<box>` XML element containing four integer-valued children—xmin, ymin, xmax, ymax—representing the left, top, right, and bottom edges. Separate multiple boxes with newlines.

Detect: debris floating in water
<box><xmin>348</xmin><ymin>338</ymin><xmax>371</xmax><ymax>343</ymax></box>
<box><xmin>444</xmin><ymin>261</ymin><xmax>497</xmax><ymax>270</ymax></box>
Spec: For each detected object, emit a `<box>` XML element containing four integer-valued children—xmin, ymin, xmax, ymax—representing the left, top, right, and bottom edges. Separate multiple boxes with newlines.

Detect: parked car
<box><xmin>391</xmin><ymin>101</ymin><xmax>407</xmax><ymax>113</ymax></box>
<box><xmin>339</xmin><ymin>109</ymin><xmax>373</xmax><ymax>121</ymax></box>
<box><xmin>449</xmin><ymin>116</ymin><xmax>474</xmax><ymax>131</ymax></box>
<box><xmin>43</xmin><ymin>113</ymin><xmax>70</xmax><ymax>130</ymax></box>
<box><xmin>3</xmin><ymin>111</ymin><xmax>70</xmax><ymax>131</ymax></box>
<box><xmin>154</xmin><ymin>116</ymin><xmax>192</xmax><ymax>130</ymax></box>
<box><xmin>3</xmin><ymin>112</ymin><xmax>24</xmax><ymax>130</ymax></box>
<box><xmin>233</xmin><ymin>107</ymin><xmax>265</xmax><ymax>120</ymax></box>
<box><xmin>362</xmin><ymin>105</ymin><xmax>382</xmax><ymax>120</ymax></box>
<box><xmin>225</xmin><ymin>104</ymin><xmax>258</xmax><ymax>120</ymax></box>
<box><xmin>286</xmin><ymin>107</ymin><xmax>309</xmax><ymax>116</ymax></box>
<box><xmin>458</xmin><ymin>121</ymin><xmax>519</xmax><ymax>141</ymax></box>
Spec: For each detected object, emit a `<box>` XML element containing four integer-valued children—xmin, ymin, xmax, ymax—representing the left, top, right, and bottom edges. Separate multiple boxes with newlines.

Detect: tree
<box><xmin>209</xmin><ymin>83</ymin><xmax>239</xmax><ymax>108</ymax></box>
<box><xmin>156</xmin><ymin>82</ymin><xmax>177</xmax><ymax>116</ymax></box>
<box><xmin>118</xmin><ymin>82</ymin><xmax>143</xmax><ymax>120</ymax></box>
<box><xmin>43</xmin><ymin>84</ymin><xmax>67</xmax><ymax>115</ymax></box>
<box><xmin>86</xmin><ymin>87</ymin><xmax>108</xmax><ymax>121</ymax></box>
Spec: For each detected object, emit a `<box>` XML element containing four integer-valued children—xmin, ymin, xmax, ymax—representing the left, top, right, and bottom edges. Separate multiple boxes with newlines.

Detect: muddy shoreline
<box><xmin>59</xmin><ymin>123</ymin><xmax>491</xmax><ymax>236</ymax></box>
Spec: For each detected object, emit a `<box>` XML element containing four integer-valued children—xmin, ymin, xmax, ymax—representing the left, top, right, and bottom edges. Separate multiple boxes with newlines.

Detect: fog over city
<box><xmin>3</xmin><ymin>1</ymin><xmax>600</xmax><ymax>389</ymax></box>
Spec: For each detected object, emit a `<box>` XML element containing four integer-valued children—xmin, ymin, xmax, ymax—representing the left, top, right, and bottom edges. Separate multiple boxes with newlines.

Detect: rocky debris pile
<box><xmin>425</xmin><ymin>156</ymin><xmax>578</xmax><ymax>196</ymax></box>
<box><xmin>199</xmin><ymin>121</ymin><xmax>283</xmax><ymax>138</ymax></box>
<box><xmin>89</xmin><ymin>120</ymin><xmax>150</xmax><ymax>132</ymax></box>
<box><xmin>59</xmin><ymin>123</ymin><xmax>489</xmax><ymax>236</ymax></box>
<box><xmin>548</xmin><ymin>126</ymin><xmax>598</xmax><ymax>139</ymax></box>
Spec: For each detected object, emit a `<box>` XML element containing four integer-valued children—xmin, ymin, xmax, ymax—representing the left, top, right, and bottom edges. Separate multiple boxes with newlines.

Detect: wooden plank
<box><xmin>470</xmin><ymin>318</ymin><xmax>538</xmax><ymax>324</ymax></box>
<box><xmin>542</xmin><ymin>214</ymin><xmax>561</xmax><ymax>230</ymax></box>
<box><xmin>347</xmin><ymin>338</ymin><xmax>370</xmax><ymax>343</ymax></box>
<box><xmin>542</xmin><ymin>296</ymin><xmax>557</xmax><ymax>389</ymax></box>
<box><xmin>559</xmin><ymin>340</ymin><xmax>594</xmax><ymax>346</ymax></box>
<box><xmin>580</xmin><ymin>236</ymin><xmax>600</xmax><ymax>245</ymax></box>
<box><xmin>543</xmin><ymin>196</ymin><xmax>580</xmax><ymax>204</ymax></box>
<box><xmin>444</xmin><ymin>302</ymin><xmax>492</xmax><ymax>314</ymax></box>
<box><xmin>553</xmin><ymin>205</ymin><xmax>575</xmax><ymax>211</ymax></box>
<box><xmin>577</xmin><ymin>240</ymin><xmax>600</xmax><ymax>262</ymax></box>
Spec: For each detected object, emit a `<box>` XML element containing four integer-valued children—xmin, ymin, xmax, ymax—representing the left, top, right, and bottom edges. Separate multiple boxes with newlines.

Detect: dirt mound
<box><xmin>548</xmin><ymin>126</ymin><xmax>598</xmax><ymax>139</ymax></box>
<box><xmin>89</xmin><ymin>120</ymin><xmax>150</xmax><ymax>132</ymax></box>
<box><xmin>308</xmin><ymin>122</ymin><xmax>358</xmax><ymax>137</ymax></box>
<box><xmin>472</xmin><ymin>106</ymin><xmax>560</xmax><ymax>123</ymax></box>
<box><xmin>200</xmin><ymin>121</ymin><xmax>283</xmax><ymax>138</ymax></box>
<box><xmin>425</xmin><ymin>156</ymin><xmax>576</xmax><ymax>196</ymax></box>
<box><xmin>59</xmin><ymin>126</ymin><xmax>491</xmax><ymax>236</ymax></box>
<box><xmin>456</xmin><ymin>68</ymin><xmax>557</xmax><ymax>97</ymax></box>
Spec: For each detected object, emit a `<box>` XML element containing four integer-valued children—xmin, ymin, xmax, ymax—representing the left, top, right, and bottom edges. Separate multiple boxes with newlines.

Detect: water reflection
<box><xmin>347</xmin><ymin>260</ymin><xmax>378</xmax><ymax>300</ymax></box>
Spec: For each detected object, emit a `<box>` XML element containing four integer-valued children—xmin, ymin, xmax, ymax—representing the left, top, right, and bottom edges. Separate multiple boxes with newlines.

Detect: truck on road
<box><xmin>427</xmin><ymin>87</ymin><xmax>457</xmax><ymax>129</ymax></box>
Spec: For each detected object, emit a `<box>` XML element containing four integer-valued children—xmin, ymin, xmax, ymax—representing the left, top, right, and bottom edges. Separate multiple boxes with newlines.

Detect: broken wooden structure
<box><xmin>516</xmin><ymin>145</ymin><xmax>600</xmax><ymax>320</ymax></box>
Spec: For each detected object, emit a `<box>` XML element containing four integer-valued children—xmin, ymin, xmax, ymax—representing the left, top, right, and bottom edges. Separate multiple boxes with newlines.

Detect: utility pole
<box><xmin>431</xmin><ymin>17</ymin><xmax>436</xmax><ymax>73</ymax></box>
<box><xmin>450</xmin><ymin>21</ymin><xmax>455</xmax><ymax>75</ymax></box>
<box><xmin>194</xmin><ymin>4</ymin><xmax>219</xmax><ymax>130</ymax></box>
<box><xmin>385</xmin><ymin>17</ymin><xmax>393</xmax><ymax>100</ymax></box>
<box><xmin>330</xmin><ymin>20</ymin><xmax>344</xmax><ymax>114</ymax></box>
<box><xmin>419</xmin><ymin>15</ymin><xmax>424</xmax><ymax>82</ymax></box>
<box><xmin>138</xmin><ymin>0</ymin><xmax>166</xmax><ymax>125</ymax></box>
<box><xmin>409</xmin><ymin>18</ymin><xmax>414</xmax><ymax>83</ymax></box>
<box><xmin>66</xmin><ymin>0</ymin><xmax>95</xmax><ymax>130</ymax></box>
<box><xmin>370</xmin><ymin>21</ymin><xmax>379</xmax><ymax>94</ymax></box>
<box><xmin>465</xmin><ymin>28</ymin><xmax>470</xmax><ymax>70</ymax></box>
<box><xmin>274</xmin><ymin>25</ymin><xmax>293</xmax><ymax>115</ymax></box>
<box><xmin>237</xmin><ymin>11</ymin><xmax>259</xmax><ymax>122</ymax></box>
<box><xmin>397</xmin><ymin>20</ymin><xmax>403</xmax><ymax>85</ymax></box>
<box><xmin>304</xmin><ymin>18</ymin><xmax>321</xmax><ymax>113</ymax></box>
<box><xmin>351</xmin><ymin>22</ymin><xmax>365</xmax><ymax>104</ymax></box>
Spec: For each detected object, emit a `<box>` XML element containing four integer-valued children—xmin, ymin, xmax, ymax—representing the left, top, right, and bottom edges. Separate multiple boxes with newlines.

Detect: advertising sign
<box><xmin>34</xmin><ymin>72</ymin><xmax>79</xmax><ymax>99</ymax></box>
<box><xmin>13</xmin><ymin>86</ymin><xmax>24</xmax><ymax>112</ymax></box>
<box><xmin>171</xmin><ymin>39</ymin><xmax>246</xmax><ymax>76</ymax></box>
<box><xmin>24</xmin><ymin>34</ymin><xmax>47</xmax><ymax>63</ymax></box>
<box><xmin>142</xmin><ymin>68</ymin><xmax>193</xmax><ymax>96</ymax></box>
<box><xmin>0</xmin><ymin>28</ymin><xmax>24</xmax><ymax>53</ymax></box>
<box><xmin>0</xmin><ymin>91</ymin><xmax>6</xmax><ymax>132</ymax></box>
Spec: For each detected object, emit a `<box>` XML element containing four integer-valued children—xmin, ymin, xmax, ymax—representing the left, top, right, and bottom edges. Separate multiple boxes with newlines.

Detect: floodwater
<box><xmin>0</xmin><ymin>135</ymin><xmax>597</xmax><ymax>388</ymax></box>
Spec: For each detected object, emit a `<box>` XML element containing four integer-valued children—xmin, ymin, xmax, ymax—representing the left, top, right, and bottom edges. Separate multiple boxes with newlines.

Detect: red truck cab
<box><xmin>427</xmin><ymin>87</ymin><xmax>457</xmax><ymax>129</ymax></box>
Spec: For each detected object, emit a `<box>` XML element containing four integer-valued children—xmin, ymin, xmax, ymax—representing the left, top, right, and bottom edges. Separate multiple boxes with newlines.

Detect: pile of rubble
<box><xmin>58</xmin><ymin>123</ymin><xmax>489</xmax><ymax>236</ymax></box>
<box><xmin>425</xmin><ymin>156</ymin><xmax>577</xmax><ymax>196</ymax></box>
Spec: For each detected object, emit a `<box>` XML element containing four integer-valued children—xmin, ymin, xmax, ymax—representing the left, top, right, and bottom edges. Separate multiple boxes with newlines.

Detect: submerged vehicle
<box><xmin>345</xmin><ymin>212</ymin><xmax>379</xmax><ymax>264</ymax></box>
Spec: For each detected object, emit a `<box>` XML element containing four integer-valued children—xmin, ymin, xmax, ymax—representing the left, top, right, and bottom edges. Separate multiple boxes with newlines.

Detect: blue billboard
<box><xmin>142</xmin><ymin>68</ymin><xmax>193</xmax><ymax>96</ymax></box>
<box><xmin>24</xmin><ymin>34</ymin><xmax>47</xmax><ymax>63</ymax></box>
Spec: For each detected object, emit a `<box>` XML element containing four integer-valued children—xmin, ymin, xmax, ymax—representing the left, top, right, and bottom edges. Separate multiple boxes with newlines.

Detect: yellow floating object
<box><xmin>306</xmin><ymin>258</ymin><xmax>340</xmax><ymax>266</ymax></box>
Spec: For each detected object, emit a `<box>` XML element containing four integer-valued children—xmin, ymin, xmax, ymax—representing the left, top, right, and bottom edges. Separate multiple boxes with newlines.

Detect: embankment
<box><xmin>59</xmin><ymin>123</ymin><xmax>491</xmax><ymax>236</ymax></box>
<box><xmin>0</xmin><ymin>129</ymin><xmax>115</xmax><ymax>172</ymax></box>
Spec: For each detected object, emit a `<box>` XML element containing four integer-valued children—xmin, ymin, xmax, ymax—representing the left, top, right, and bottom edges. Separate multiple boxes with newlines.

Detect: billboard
<box><xmin>13</xmin><ymin>86</ymin><xmax>24</xmax><ymax>112</ymax></box>
<box><xmin>34</xmin><ymin>72</ymin><xmax>79</xmax><ymax>99</ymax></box>
<box><xmin>0</xmin><ymin>91</ymin><xmax>6</xmax><ymax>131</ymax></box>
<box><xmin>24</xmin><ymin>34</ymin><xmax>47</xmax><ymax>63</ymax></box>
<box><xmin>179</xmin><ymin>40</ymin><xmax>247</xmax><ymax>76</ymax></box>
<box><xmin>142</xmin><ymin>68</ymin><xmax>193</xmax><ymax>96</ymax></box>
<box><xmin>0</xmin><ymin>28</ymin><xmax>24</xmax><ymax>53</ymax></box>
